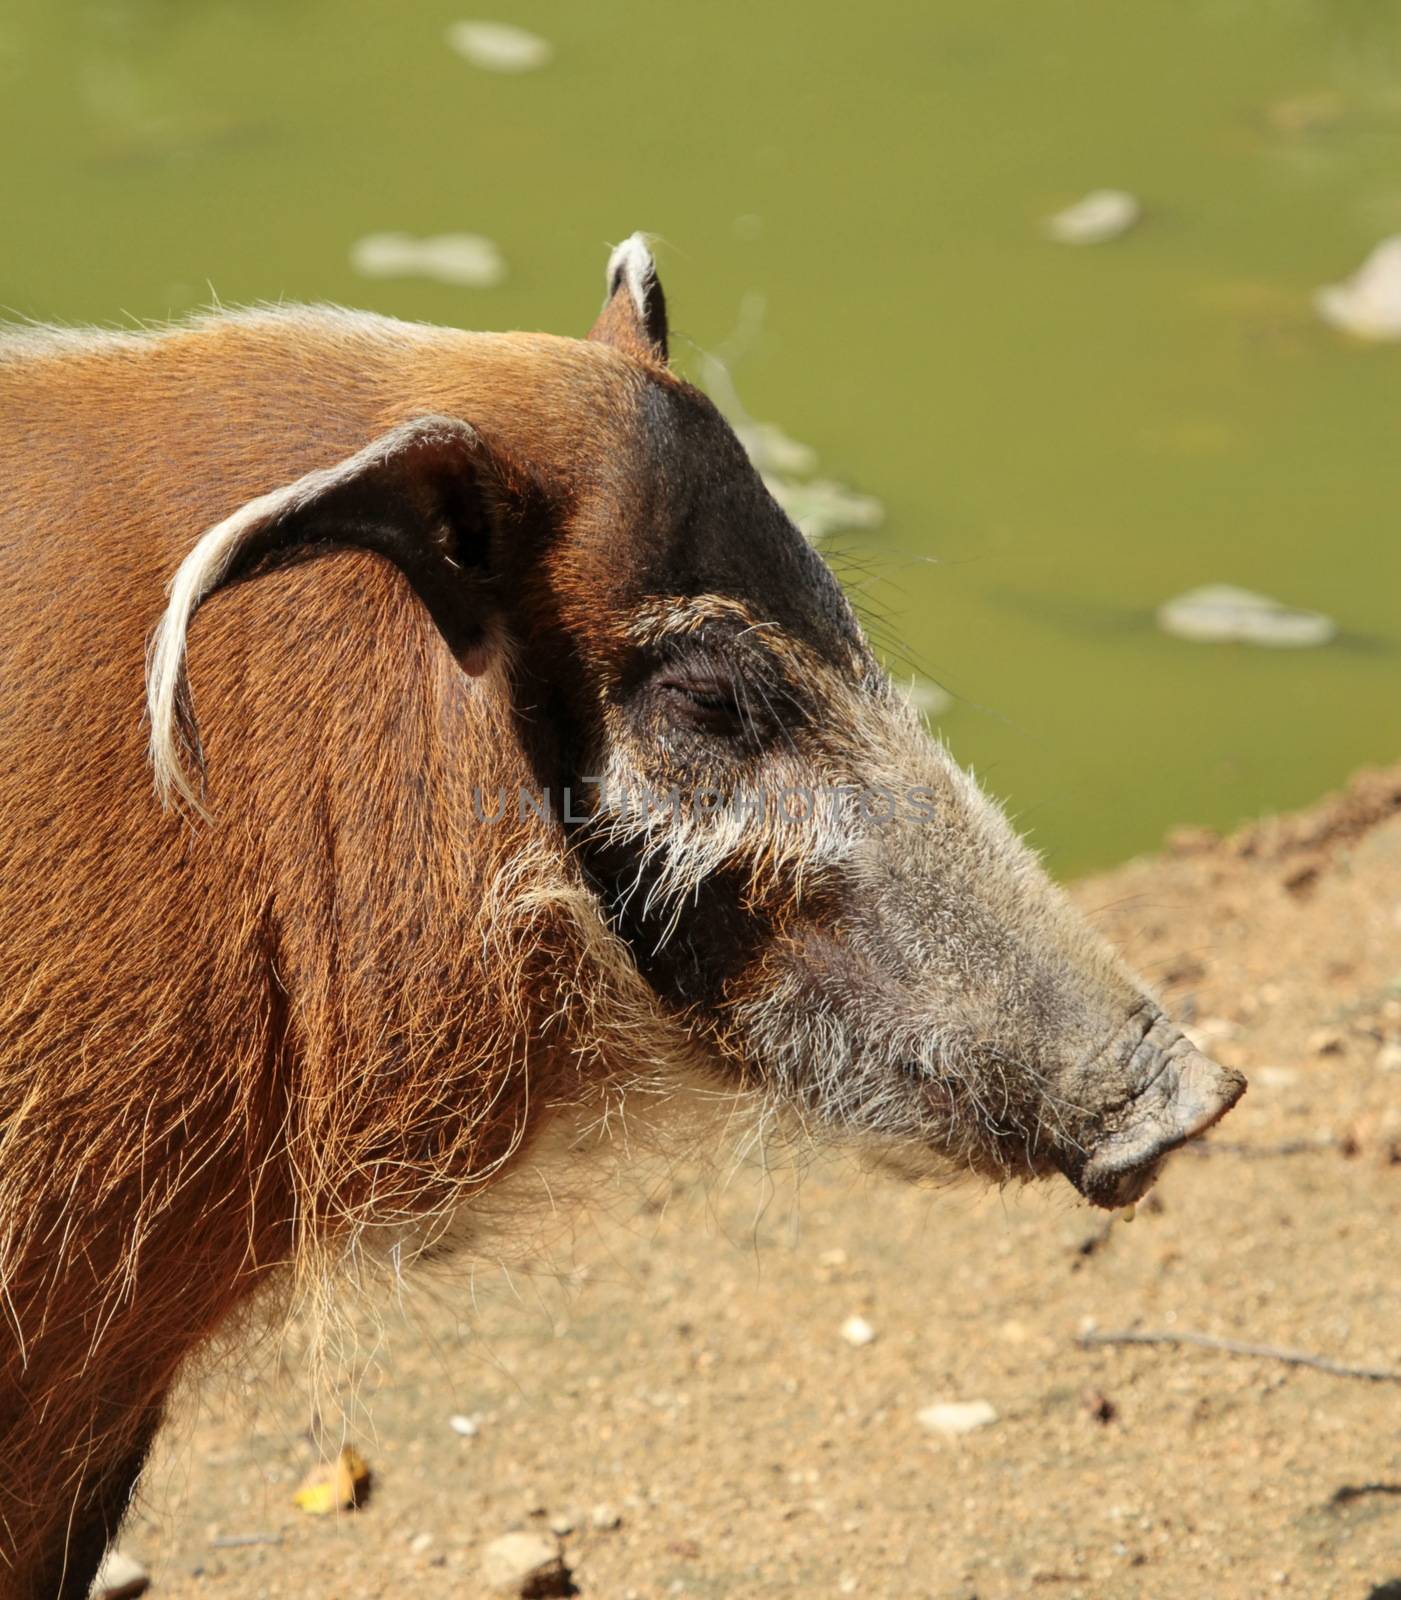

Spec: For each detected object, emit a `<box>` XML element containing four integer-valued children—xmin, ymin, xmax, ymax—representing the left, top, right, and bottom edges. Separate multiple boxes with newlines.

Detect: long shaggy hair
<box><xmin>0</xmin><ymin>297</ymin><xmax>707</xmax><ymax>1588</ymax></box>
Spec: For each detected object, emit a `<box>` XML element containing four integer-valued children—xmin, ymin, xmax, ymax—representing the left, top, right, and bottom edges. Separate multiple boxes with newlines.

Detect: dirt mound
<box><xmin>1170</xmin><ymin>765</ymin><xmax>1401</xmax><ymax>866</ymax></box>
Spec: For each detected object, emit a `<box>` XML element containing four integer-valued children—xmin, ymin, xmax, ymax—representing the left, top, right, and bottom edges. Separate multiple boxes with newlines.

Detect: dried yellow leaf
<box><xmin>292</xmin><ymin>1445</ymin><xmax>371</xmax><ymax>1515</ymax></box>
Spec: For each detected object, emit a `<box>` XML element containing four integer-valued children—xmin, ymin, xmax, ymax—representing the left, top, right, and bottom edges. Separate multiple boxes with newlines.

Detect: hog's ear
<box><xmin>147</xmin><ymin>415</ymin><xmax>519</xmax><ymax>814</ymax></box>
<box><xmin>587</xmin><ymin>232</ymin><xmax>669</xmax><ymax>364</ymax></box>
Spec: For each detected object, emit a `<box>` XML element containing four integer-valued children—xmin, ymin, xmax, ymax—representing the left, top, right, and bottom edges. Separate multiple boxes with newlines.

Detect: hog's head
<box><xmin>149</xmin><ymin>235</ymin><xmax>1243</xmax><ymax>1207</ymax></box>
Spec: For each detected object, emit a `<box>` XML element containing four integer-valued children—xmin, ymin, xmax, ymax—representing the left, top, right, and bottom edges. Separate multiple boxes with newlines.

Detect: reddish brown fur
<box><xmin>0</xmin><ymin>310</ymin><xmax>691</xmax><ymax>1595</ymax></box>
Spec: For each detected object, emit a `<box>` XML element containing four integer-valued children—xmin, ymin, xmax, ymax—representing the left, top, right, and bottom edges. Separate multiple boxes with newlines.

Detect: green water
<box><xmin>3</xmin><ymin>0</ymin><xmax>1399</xmax><ymax>875</ymax></box>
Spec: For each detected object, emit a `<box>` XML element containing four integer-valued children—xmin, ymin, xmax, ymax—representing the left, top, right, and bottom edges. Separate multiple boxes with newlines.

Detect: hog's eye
<box><xmin>655</xmin><ymin>671</ymin><xmax>746</xmax><ymax>737</ymax></box>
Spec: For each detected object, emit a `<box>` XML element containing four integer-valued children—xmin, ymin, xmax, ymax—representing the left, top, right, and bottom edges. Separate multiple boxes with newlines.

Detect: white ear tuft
<box><xmin>146</xmin><ymin>416</ymin><xmax>488</xmax><ymax>818</ymax></box>
<box><xmin>146</xmin><ymin>488</ymin><xmax>285</xmax><ymax>816</ymax></box>
<box><xmin>605</xmin><ymin>232</ymin><xmax>658</xmax><ymax>321</ymax></box>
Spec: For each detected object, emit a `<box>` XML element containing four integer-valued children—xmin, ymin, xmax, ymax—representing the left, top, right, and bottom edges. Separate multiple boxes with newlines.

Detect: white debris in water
<box><xmin>917</xmin><ymin>1399</ymin><xmax>998</xmax><ymax>1437</ymax></box>
<box><xmin>899</xmin><ymin>676</ymin><xmax>953</xmax><ymax>719</ymax></box>
<box><xmin>1156</xmin><ymin>584</ymin><xmax>1335</xmax><ymax>648</ymax></box>
<box><xmin>764</xmin><ymin>474</ymin><xmax>884</xmax><ymax>543</ymax></box>
<box><xmin>737</xmin><ymin>418</ymin><xmax>817</xmax><ymax>478</ymax></box>
<box><xmin>350</xmin><ymin>232</ymin><xmax>506</xmax><ymax>288</ymax></box>
<box><xmin>697</xmin><ymin>348</ymin><xmax>883</xmax><ymax>544</ymax></box>
<box><xmin>1316</xmin><ymin>237</ymin><xmax>1401</xmax><ymax>340</ymax></box>
<box><xmin>840</xmin><ymin>1314</ymin><xmax>877</xmax><ymax>1347</ymax></box>
<box><xmin>699</xmin><ymin>354</ymin><xmax>817</xmax><ymax>479</ymax></box>
<box><xmin>447</xmin><ymin>20</ymin><xmax>553</xmax><ymax>72</ymax></box>
<box><xmin>1045</xmin><ymin>189</ymin><xmax>1141</xmax><ymax>245</ymax></box>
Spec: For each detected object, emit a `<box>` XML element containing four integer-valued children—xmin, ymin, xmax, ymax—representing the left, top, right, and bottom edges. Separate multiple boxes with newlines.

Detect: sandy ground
<box><xmin>118</xmin><ymin>769</ymin><xmax>1401</xmax><ymax>1600</ymax></box>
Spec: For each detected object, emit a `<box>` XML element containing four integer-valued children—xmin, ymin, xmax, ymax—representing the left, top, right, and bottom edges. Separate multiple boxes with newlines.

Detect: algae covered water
<box><xmin>2</xmin><ymin>0</ymin><xmax>1398</xmax><ymax>874</ymax></box>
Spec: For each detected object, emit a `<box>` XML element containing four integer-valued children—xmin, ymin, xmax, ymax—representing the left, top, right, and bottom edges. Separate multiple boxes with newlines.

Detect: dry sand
<box><xmin>122</xmin><ymin>769</ymin><xmax>1401</xmax><ymax>1600</ymax></box>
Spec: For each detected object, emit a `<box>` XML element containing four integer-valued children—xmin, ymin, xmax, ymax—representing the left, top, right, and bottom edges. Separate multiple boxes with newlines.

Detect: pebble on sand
<box><xmin>446</xmin><ymin>21</ymin><xmax>553</xmax><ymax>72</ymax></box>
<box><xmin>480</xmin><ymin>1531</ymin><xmax>572</xmax><ymax>1597</ymax></box>
<box><xmin>1186</xmin><ymin>1017</ymin><xmax>1240</xmax><ymax>1051</ymax></box>
<box><xmin>917</xmin><ymin>1399</ymin><xmax>998</xmax><ymax>1437</ymax></box>
<box><xmin>448</xmin><ymin>1412</ymin><xmax>481</xmax><ymax>1437</ymax></box>
<box><xmin>1316</xmin><ymin>237</ymin><xmax>1401</xmax><ymax>340</ymax></box>
<box><xmin>1045</xmin><ymin>189</ymin><xmax>1141</xmax><ymax>245</ymax></box>
<box><xmin>350</xmin><ymin>232</ymin><xmax>506</xmax><ymax>289</ymax></box>
<box><xmin>1156</xmin><ymin>585</ymin><xmax>1335</xmax><ymax>648</ymax></box>
<box><xmin>90</xmin><ymin>1550</ymin><xmax>150</xmax><ymax>1599</ymax></box>
<box><xmin>1255</xmin><ymin>1066</ymin><xmax>1299</xmax><ymax>1089</ymax></box>
<box><xmin>840</xmin><ymin>1314</ymin><xmax>877</xmax><ymax>1347</ymax></box>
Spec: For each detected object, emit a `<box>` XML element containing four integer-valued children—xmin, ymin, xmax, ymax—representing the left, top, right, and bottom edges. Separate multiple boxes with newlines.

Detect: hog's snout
<box><xmin>1061</xmin><ymin>1028</ymin><xmax>1247</xmax><ymax>1209</ymax></box>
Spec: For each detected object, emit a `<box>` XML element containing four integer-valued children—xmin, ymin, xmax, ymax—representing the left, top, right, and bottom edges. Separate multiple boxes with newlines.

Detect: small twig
<box><xmin>207</xmin><ymin>1532</ymin><xmax>284</xmax><ymax>1549</ymax></box>
<box><xmin>1079</xmin><ymin>1329</ymin><xmax>1401</xmax><ymax>1383</ymax></box>
<box><xmin>1331</xmin><ymin>1483</ymin><xmax>1401</xmax><ymax>1506</ymax></box>
<box><xmin>1184</xmin><ymin>1137</ymin><xmax>1342</xmax><ymax>1159</ymax></box>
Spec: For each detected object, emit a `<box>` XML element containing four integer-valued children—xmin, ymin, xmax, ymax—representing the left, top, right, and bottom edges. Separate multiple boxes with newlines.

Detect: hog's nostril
<box><xmin>1069</xmin><ymin>1045</ymin><xmax>1246</xmax><ymax>1210</ymax></box>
